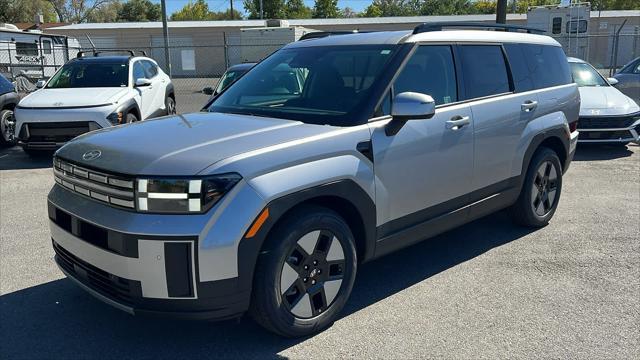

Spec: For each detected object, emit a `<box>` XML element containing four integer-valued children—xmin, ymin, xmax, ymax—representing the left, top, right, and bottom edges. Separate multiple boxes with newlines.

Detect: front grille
<box><xmin>21</xmin><ymin>122</ymin><xmax>100</xmax><ymax>143</ymax></box>
<box><xmin>578</xmin><ymin>130</ymin><xmax>633</xmax><ymax>140</ymax></box>
<box><xmin>578</xmin><ymin>115</ymin><xmax>638</xmax><ymax>129</ymax></box>
<box><xmin>54</xmin><ymin>158</ymin><xmax>136</xmax><ymax>209</ymax></box>
<box><xmin>53</xmin><ymin>240</ymin><xmax>141</xmax><ymax>306</ymax></box>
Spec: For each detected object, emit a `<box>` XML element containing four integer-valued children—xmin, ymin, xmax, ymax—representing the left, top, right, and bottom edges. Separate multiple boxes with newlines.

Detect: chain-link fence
<box><xmin>1</xmin><ymin>31</ymin><xmax>639</xmax><ymax>113</ymax></box>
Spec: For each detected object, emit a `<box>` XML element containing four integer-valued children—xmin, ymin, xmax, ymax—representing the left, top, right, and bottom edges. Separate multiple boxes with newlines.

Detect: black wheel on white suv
<box><xmin>512</xmin><ymin>147</ymin><xmax>562</xmax><ymax>227</ymax></box>
<box><xmin>0</xmin><ymin>109</ymin><xmax>16</xmax><ymax>146</ymax></box>
<box><xmin>165</xmin><ymin>96</ymin><xmax>176</xmax><ymax>115</ymax></box>
<box><xmin>250</xmin><ymin>205</ymin><xmax>357</xmax><ymax>337</ymax></box>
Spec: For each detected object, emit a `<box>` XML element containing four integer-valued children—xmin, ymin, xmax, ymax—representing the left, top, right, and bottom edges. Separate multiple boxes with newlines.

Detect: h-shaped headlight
<box><xmin>136</xmin><ymin>173</ymin><xmax>241</xmax><ymax>213</ymax></box>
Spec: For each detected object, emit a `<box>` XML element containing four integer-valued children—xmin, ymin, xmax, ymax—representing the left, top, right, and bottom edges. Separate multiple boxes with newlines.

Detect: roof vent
<box><xmin>0</xmin><ymin>23</ymin><xmax>19</xmax><ymax>31</ymax></box>
<box><xmin>265</xmin><ymin>19</ymin><xmax>289</xmax><ymax>28</ymax></box>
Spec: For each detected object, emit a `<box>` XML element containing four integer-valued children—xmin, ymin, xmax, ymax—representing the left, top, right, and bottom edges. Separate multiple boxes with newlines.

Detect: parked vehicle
<box><xmin>613</xmin><ymin>57</ymin><xmax>640</xmax><ymax>101</ymax></box>
<box><xmin>202</xmin><ymin>62</ymin><xmax>255</xmax><ymax>96</ymax></box>
<box><xmin>14</xmin><ymin>51</ymin><xmax>175</xmax><ymax>154</ymax></box>
<box><xmin>0</xmin><ymin>73</ymin><xmax>19</xmax><ymax>146</ymax></box>
<box><xmin>569</xmin><ymin>57</ymin><xmax>640</xmax><ymax>145</ymax></box>
<box><xmin>0</xmin><ymin>23</ymin><xmax>80</xmax><ymax>81</ymax></box>
<box><xmin>48</xmin><ymin>24</ymin><xmax>579</xmax><ymax>337</ymax></box>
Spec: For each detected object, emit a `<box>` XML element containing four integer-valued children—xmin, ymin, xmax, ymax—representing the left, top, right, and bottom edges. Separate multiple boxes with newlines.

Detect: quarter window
<box><xmin>521</xmin><ymin>44</ymin><xmax>572</xmax><ymax>89</ymax></box>
<box><xmin>393</xmin><ymin>45</ymin><xmax>457</xmax><ymax>105</ymax></box>
<box><xmin>459</xmin><ymin>45</ymin><xmax>510</xmax><ymax>100</ymax></box>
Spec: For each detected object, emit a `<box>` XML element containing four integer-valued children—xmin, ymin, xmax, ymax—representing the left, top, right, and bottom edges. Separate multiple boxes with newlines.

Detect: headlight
<box><xmin>106</xmin><ymin>112</ymin><xmax>123</xmax><ymax>125</ymax></box>
<box><xmin>136</xmin><ymin>173</ymin><xmax>241</xmax><ymax>213</ymax></box>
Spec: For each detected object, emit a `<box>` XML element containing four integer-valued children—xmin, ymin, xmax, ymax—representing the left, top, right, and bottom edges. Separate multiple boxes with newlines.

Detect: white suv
<box><xmin>14</xmin><ymin>52</ymin><xmax>175</xmax><ymax>154</ymax></box>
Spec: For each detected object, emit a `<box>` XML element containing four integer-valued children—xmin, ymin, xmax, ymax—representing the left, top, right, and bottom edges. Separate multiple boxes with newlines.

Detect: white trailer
<box><xmin>0</xmin><ymin>23</ymin><xmax>80</xmax><ymax>82</ymax></box>
<box><xmin>527</xmin><ymin>2</ymin><xmax>591</xmax><ymax>60</ymax></box>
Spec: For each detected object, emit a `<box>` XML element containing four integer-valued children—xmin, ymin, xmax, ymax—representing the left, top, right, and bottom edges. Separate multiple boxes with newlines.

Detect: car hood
<box><xmin>18</xmin><ymin>87</ymin><xmax>128</xmax><ymax>108</ymax></box>
<box><xmin>55</xmin><ymin>112</ymin><xmax>333</xmax><ymax>176</ymax></box>
<box><xmin>578</xmin><ymin>86</ymin><xmax>640</xmax><ymax>116</ymax></box>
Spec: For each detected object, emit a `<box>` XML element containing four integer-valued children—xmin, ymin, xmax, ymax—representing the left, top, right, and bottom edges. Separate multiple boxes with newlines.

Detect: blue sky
<box><xmin>156</xmin><ymin>0</ymin><xmax>372</xmax><ymax>17</ymax></box>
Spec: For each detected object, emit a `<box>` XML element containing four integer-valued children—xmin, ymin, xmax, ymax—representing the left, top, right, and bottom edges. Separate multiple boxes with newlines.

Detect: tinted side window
<box><xmin>142</xmin><ymin>60</ymin><xmax>158</xmax><ymax>78</ymax></box>
<box><xmin>521</xmin><ymin>44</ymin><xmax>571</xmax><ymax>89</ymax></box>
<box><xmin>504</xmin><ymin>44</ymin><xmax>535</xmax><ymax>93</ymax></box>
<box><xmin>0</xmin><ymin>75</ymin><xmax>14</xmax><ymax>94</ymax></box>
<box><xmin>394</xmin><ymin>45</ymin><xmax>457</xmax><ymax>105</ymax></box>
<box><xmin>459</xmin><ymin>45</ymin><xmax>510</xmax><ymax>100</ymax></box>
<box><xmin>132</xmin><ymin>62</ymin><xmax>146</xmax><ymax>80</ymax></box>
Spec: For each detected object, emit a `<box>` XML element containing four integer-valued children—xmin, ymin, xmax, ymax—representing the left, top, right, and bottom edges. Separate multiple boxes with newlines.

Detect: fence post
<box><xmin>223</xmin><ymin>32</ymin><xmax>229</xmax><ymax>70</ymax></box>
<box><xmin>611</xmin><ymin>19</ymin><xmax>627</xmax><ymax>76</ymax></box>
<box><xmin>7</xmin><ymin>43</ymin><xmax>13</xmax><ymax>81</ymax></box>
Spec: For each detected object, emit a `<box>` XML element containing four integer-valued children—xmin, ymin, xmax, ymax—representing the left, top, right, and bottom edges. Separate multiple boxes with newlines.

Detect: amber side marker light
<box><xmin>246</xmin><ymin>208</ymin><xmax>269</xmax><ymax>238</ymax></box>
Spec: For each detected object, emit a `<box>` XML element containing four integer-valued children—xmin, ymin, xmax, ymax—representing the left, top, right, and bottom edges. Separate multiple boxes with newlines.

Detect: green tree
<box><xmin>243</xmin><ymin>0</ymin><xmax>286</xmax><ymax>19</ymax></box>
<box><xmin>419</xmin><ymin>0</ymin><xmax>472</xmax><ymax>16</ymax></box>
<box><xmin>48</xmin><ymin>0</ymin><xmax>114</xmax><ymax>23</ymax></box>
<box><xmin>313</xmin><ymin>0</ymin><xmax>339</xmax><ymax>18</ymax></box>
<box><xmin>117</xmin><ymin>0</ymin><xmax>160</xmax><ymax>21</ymax></box>
<box><xmin>471</xmin><ymin>0</ymin><xmax>496</xmax><ymax>14</ymax></box>
<box><xmin>362</xmin><ymin>0</ymin><xmax>419</xmax><ymax>17</ymax></box>
<box><xmin>362</xmin><ymin>3</ymin><xmax>383</xmax><ymax>17</ymax></box>
<box><xmin>340</xmin><ymin>6</ymin><xmax>358</xmax><ymax>18</ymax></box>
<box><xmin>285</xmin><ymin>0</ymin><xmax>312</xmax><ymax>19</ymax></box>
<box><xmin>171</xmin><ymin>0</ymin><xmax>212</xmax><ymax>21</ymax></box>
<box><xmin>0</xmin><ymin>0</ymin><xmax>58</xmax><ymax>23</ymax></box>
<box><xmin>87</xmin><ymin>0</ymin><xmax>122</xmax><ymax>22</ymax></box>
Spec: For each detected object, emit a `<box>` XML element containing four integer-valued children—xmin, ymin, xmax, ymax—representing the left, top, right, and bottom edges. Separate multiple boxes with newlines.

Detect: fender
<box><xmin>114</xmin><ymin>97</ymin><xmax>141</xmax><ymax>121</ymax></box>
<box><xmin>232</xmin><ymin>179</ymin><xmax>377</xmax><ymax>296</ymax></box>
<box><xmin>518</xmin><ymin>126</ymin><xmax>569</xmax><ymax>192</ymax></box>
<box><xmin>164</xmin><ymin>82</ymin><xmax>175</xmax><ymax>100</ymax></box>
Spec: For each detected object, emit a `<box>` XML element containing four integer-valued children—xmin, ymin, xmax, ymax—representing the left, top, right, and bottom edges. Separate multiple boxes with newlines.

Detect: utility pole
<box><xmin>160</xmin><ymin>0</ymin><xmax>171</xmax><ymax>77</ymax></box>
<box><xmin>230</xmin><ymin>0</ymin><xmax>234</xmax><ymax>19</ymax></box>
<box><xmin>260</xmin><ymin>0</ymin><xmax>264</xmax><ymax>19</ymax></box>
<box><xmin>496</xmin><ymin>0</ymin><xmax>508</xmax><ymax>24</ymax></box>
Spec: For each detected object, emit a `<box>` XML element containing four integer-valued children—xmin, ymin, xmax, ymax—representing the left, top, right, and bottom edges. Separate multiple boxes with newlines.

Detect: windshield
<box><xmin>207</xmin><ymin>45</ymin><xmax>397</xmax><ymax>126</ymax></box>
<box><xmin>215</xmin><ymin>69</ymin><xmax>249</xmax><ymax>94</ymax></box>
<box><xmin>570</xmin><ymin>62</ymin><xmax>608</xmax><ymax>87</ymax></box>
<box><xmin>47</xmin><ymin>62</ymin><xmax>129</xmax><ymax>88</ymax></box>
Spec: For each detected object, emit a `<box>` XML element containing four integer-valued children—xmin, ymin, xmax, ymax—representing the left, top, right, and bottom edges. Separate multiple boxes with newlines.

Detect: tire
<box><xmin>165</xmin><ymin>96</ymin><xmax>176</xmax><ymax>115</ymax></box>
<box><xmin>125</xmin><ymin>113</ymin><xmax>138</xmax><ymax>123</ymax></box>
<box><xmin>512</xmin><ymin>147</ymin><xmax>563</xmax><ymax>227</ymax></box>
<box><xmin>250</xmin><ymin>205</ymin><xmax>357</xmax><ymax>337</ymax></box>
<box><xmin>0</xmin><ymin>109</ymin><xmax>16</xmax><ymax>147</ymax></box>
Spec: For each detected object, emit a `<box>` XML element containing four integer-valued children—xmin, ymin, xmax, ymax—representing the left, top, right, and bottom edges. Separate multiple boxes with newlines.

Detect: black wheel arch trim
<box><xmin>115</xmin><ymin>98</ymin><xmax>141</xmax><ymax>120</ymax></box>
<box><xmin>519</xmin><ymin>127</ymin><xmax>570</xmax><ymax>191</ymax></box>
<box><xmin>165</xmin><ymin>83</ymin><xmax>175</xmax><ymax>99</ymax></box>
<box><xmin>212</xmin><ymin>179</ymin><xmax>376</xmax><ymax>303</ymax></box>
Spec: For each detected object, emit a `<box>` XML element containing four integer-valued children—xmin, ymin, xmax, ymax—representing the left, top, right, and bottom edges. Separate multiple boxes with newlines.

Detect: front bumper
<box><xmin>48</xmin><ymin>178</ymin><xmax>266</xmax><ymax>320</ymax></box>
<box><xmin>577</xmin><ymin>114</ymin><xmax>640</xmax><ymax>143</ymax></box>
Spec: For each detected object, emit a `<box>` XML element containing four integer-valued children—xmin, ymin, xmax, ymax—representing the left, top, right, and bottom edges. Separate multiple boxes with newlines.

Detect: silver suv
<box><xmin>47</xmin><ymin>24</ymin><xmax>579</xmax><ymax>337</ymax></box>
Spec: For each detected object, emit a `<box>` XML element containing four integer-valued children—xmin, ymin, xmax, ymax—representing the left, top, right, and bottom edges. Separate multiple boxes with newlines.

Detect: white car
<box><xmin>14</xmin><ymin>52</ymin><xmax>175</xmax><ymax>154</ymax></box>
<box><xmin>569</xmin><ymin>57</ymin><xmax>640</xmax><ymax>144</ymax></box>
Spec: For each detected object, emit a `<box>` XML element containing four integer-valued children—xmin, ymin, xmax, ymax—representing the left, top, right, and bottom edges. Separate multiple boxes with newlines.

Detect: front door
<box><xmin>132</xmin><ymin>60</ymin><xmax>156</xmax><ymax>119</ymax></box>
<box><xmin>370</xmin><ymin>45</ymin><xmax>474</xmax><ymax>238</ymax></box>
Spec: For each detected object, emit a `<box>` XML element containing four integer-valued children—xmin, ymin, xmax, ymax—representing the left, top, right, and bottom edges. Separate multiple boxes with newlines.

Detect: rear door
<box><xmin>458</xmin><ymin>44</ymin><xmax>538</xmax><ymax>193</ymax></box>
<box><xmin>370</xmin><ymin>45</ymin><xmax>474</xmax><ymax>237</ymax></box>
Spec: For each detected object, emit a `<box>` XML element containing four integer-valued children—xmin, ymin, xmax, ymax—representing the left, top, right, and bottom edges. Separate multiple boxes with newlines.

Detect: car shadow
<box><xmin>0</xmin><ymin>211</ymin><xmax>533</xmax><ymax>359</ymax></box>
<box><xmin>572</xmin><ymin>143</ymin><xmax>636</xmax><ymax>161</ymax></box>
<box><xmin>0</xmin><ymin>146</ymin><xmax>54</xmax><ymax>171</ymax></box>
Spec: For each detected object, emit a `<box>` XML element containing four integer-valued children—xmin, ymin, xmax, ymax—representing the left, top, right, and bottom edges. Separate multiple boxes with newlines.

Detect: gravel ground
<box><xmin>0</xmin><ymin>143</ymin><xmax>638</xmax><ymax>359</ymax></box>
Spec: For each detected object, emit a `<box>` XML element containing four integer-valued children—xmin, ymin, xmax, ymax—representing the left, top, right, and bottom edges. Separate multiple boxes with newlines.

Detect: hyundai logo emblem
<box><xmin>82</xmin><ymin>150</ymin><xmax>102</xmax><ymax>161</ymax></box>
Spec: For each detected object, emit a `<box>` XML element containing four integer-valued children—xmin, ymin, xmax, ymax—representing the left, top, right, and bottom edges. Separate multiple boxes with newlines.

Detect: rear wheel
<box><xmin>250</xmin><ymin>205</ymin><xmax>357</xmax><ymax>337</ymax></box>
<box><xmin>165</xmin><ymin>96</ymin><xmax>176</xmax><ymax>115</ymax></box>
<box><xmin>0</xmin><ymin>109</ymin><xmax>16</xmax><ymax>146</ymax></box>
<box><xmin>512</xmin><ymin>147</ymin><xmax>563</xmax><ymax>227</ymax></box>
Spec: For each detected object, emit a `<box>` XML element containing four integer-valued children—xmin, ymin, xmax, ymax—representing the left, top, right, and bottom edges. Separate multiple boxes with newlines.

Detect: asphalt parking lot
<box><xmin>0</xmin><ymin>143</ymin><xmax>638</xmax><ymax>359</ymax></box>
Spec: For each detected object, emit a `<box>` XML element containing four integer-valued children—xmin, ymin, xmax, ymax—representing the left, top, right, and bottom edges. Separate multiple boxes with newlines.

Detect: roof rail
<box><xmin>298</xmin><ymin>30</ymin><xmax>373</xmax><ymax>41</ymax></box>
<box><xmin>77</xmin><ymin>49</ymin><xmax>148</xmax><ymax>58</ymax></box>
<box><xmin>413</xmin><ymin>22</ymin><xmax>545</xmax><ymax>35</ymax></box>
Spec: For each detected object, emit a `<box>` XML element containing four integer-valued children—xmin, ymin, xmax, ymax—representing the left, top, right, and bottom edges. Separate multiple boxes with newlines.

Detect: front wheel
<box><xmin>0</xmin><ymin>109</ymin><xmax>16</xmax><ymax>146</ymax></box>
<box><xmin>165</xmin><ymin>96</ymin><xmax>176</xmax><ymax>115</ymax></box>
<box><xmin>512</xmin><ymin>147</ymin><xmax>563</xmax><ymax>227</ymax></box>
<box><xmin>250</xmin><ymin>205</ymin><xmax>357</xmax><ymax>337</ymax></box>
<box><xmin>125</xmin><ymin>113</ymin><xmax>138</xmax><ymax>123</ymax></box>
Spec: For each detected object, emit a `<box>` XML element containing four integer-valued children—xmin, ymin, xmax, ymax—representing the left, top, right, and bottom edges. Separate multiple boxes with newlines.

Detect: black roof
<box><xmin>70</xmin><ymin>56</ymin><xmax>130</xmax><ymax>64</ymax></box>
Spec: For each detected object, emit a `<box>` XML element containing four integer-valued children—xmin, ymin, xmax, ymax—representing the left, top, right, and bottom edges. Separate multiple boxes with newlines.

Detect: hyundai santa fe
<box><xmin>47</xmin><ymin>24</ymin><xmax>579</xmax><ymax>337</ymax></box>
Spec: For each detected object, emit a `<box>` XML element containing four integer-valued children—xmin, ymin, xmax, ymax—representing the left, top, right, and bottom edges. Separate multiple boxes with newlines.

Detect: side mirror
<box><xmin>202</xmin><ymin>86</ymin><xmax>214</xmax><ymax>95</ymax></box>
<box><xmin>385</xmin><ymin>92</ymin><xmax>436</xmax><ymax>136</ymax></box>
<box><xmin>607</xmin><ymin>77</ymin><xmax>619</xmax><ymax>86</ymax></box>
<box><xmin>35</xmin><ymin>79</ymin><xmax>46</xmax><ymax>89</ymax></box>
<box><xmin>135</xmin><ymin>78</ymin><xmax>151</xmax><ymax>87</ymax></box>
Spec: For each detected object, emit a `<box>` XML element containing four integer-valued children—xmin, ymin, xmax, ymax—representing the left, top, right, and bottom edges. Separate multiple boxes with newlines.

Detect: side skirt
<box><xmin>373</xmin><ymin>178</ymin><xmax>520</xmax><ymax>259</ymax></box>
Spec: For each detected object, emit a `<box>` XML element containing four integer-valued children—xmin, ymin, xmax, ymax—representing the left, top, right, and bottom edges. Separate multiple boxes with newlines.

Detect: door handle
<box><xmin>521</xmin><ymin>100</ymin><xmax>538</xmax><ymax>112</ymax></box>
<box><xmin>446</xmin><ymin>115</ymin><xmax>471</xmax><ymax>130</ymax></box>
